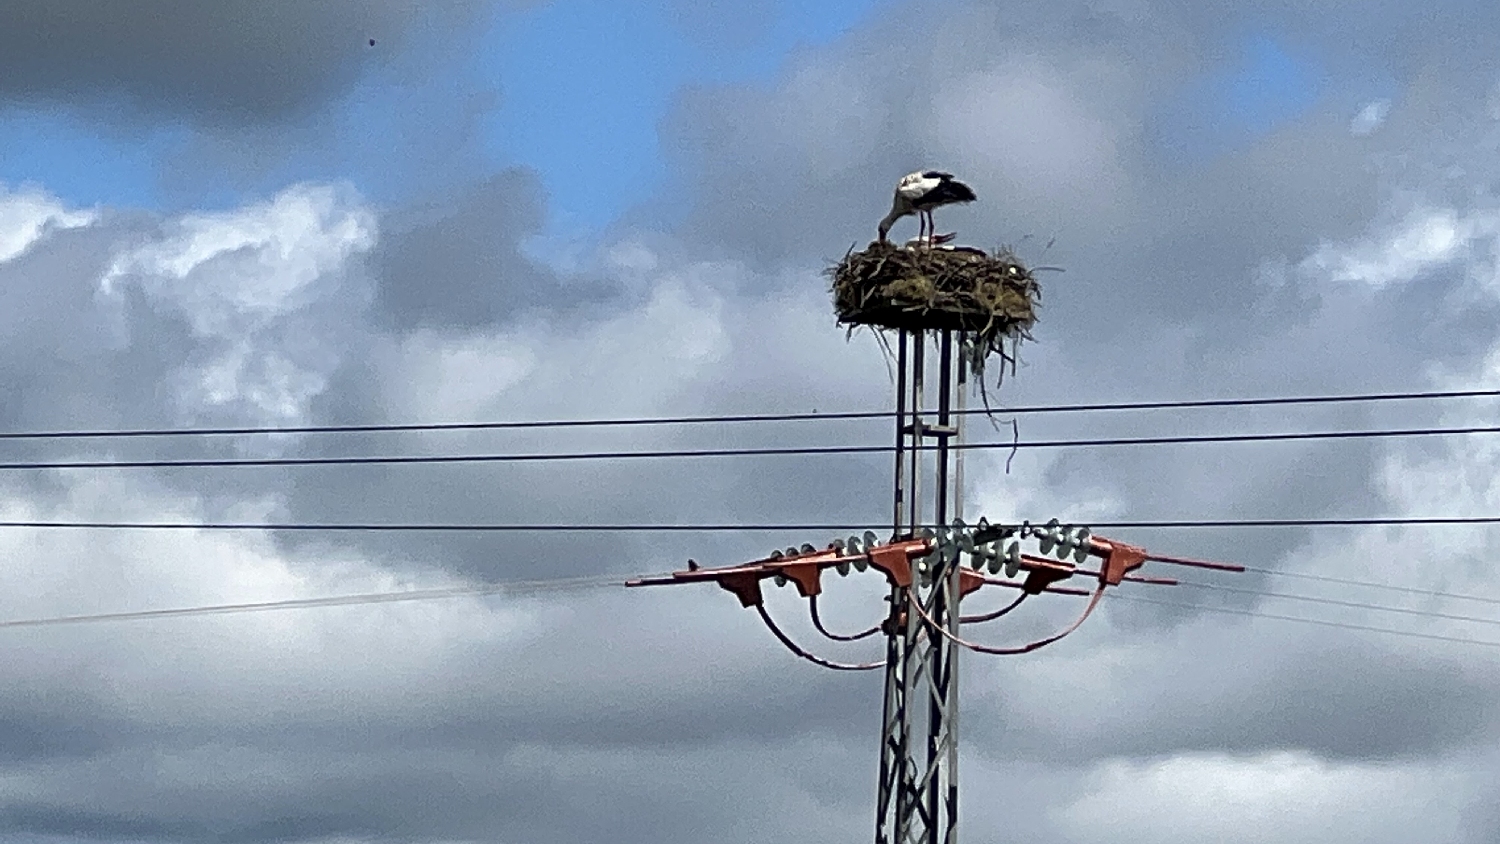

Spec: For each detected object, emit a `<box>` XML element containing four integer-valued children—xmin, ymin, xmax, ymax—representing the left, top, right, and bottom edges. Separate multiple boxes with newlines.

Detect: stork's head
<box><xmin>878</xmin><ymin>204</ymin><xmax>910</xmax><ymax>242</ymax></box>
<box><xmin>879</xmin><ymin>191</ymin><xmax>915</xmax><ymax>242</ymax></box>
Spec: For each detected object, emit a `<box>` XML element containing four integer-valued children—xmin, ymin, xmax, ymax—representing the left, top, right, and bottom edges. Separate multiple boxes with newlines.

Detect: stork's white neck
<box><xmin>878</xmin><ymin>206</ymin><xmax>909</xmax><ymax>241</ymax></box>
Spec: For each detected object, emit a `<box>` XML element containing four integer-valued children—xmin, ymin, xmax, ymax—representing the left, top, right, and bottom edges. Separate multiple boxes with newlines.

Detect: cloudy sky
<box><xmin>3</xmin><ymin>0</ymin><xmax>1500</xmax><ymax>841</ymax></box>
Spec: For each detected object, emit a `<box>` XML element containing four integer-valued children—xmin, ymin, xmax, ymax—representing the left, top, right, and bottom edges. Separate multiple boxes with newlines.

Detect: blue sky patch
<box><xmin>1223</xmin><ymin>35</ymin><xmax>1322</xmax><ymax>135</ymax></box>
<box><xmin>1</xmin><ymin>0</ymin><xmax>881</xmax><ymax>237</ymax></box>
<box><xmin>0</xmin><ymin>106</ymin><xmax>181</xmax><ymax>209</ymax></box>
<box><xmin>481</xmin><ymin>0</ymin><xmax>882</xmax><ymax>237</ymax></box>
<box><xmin>1149</xmin><ymin>32</ymin><xmax>1328</xmax><ymax>163</ymax></box>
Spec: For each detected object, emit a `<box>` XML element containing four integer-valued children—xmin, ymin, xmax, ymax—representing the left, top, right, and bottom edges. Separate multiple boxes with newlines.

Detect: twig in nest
<box><xmin>873</xmin><ymin>328</ymin><xmax>896</xmax><ymax>384</ymax></box>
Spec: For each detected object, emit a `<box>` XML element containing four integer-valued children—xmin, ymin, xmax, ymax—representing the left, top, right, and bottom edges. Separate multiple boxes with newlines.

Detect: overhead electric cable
<box><xmin>1</xmin><ymin>516</ymin><xmax>1497</xmax><ymax>532</ymax></box>
<box><xmin>0</xmin><ymin>387</ymin><xmax>1494</xmax><ymax>441</ymax></box>
<box><xmin>5</xmin><ymin>519</ymin><xmax>1500</xmax><ymax>604</ymax></box>
<box><xmin>6</xmin><ymin>423</ymin><xmax>1500</xmax><ymax>471</ymax></box>
<box><xmin>1108</xmin><ymin>593</ymin><xmax>1500</xmax><ymax>648</ymax></box>
<box><xmin>1175</xmin><ymin>580</ymin><xmax>1500</xmax><ymax>627</ymax></box>
<box><xmin>0</xmin><ymin>574</ymin><xmax>626</xmax><ymax>630</ymax></box>
<box><xmin>1241</xmin><ymin>564</ymin><xmax>1500</xmax><ymax>605</ymax></box>
<box><xmin>4</xmin><ymin>570</ymin><xmax>1498</xmax><ymax>654</ymax></box>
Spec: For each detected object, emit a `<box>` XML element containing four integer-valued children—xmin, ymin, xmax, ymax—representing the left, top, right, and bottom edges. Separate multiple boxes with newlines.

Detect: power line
<box><xmin>1175</xmin><ymin>580</ymin><xmax>1500</xmax><ymax>627</ymax></box>
<box><xmin>5</xmin><ymin>423</ymin><xmax>1500</xmax><ymax>471</ymax></box>
<box><xmin>1108</xmin><ymin>593</ymin><xmax>1500</xmax><ymax>648</ymax></box>
<box><xmin>0</xmin><ymin>387</ymin><xmax>1495</xmax><ymax>442</ymax></box>
<box><xmin>3</xmin><ymin>568</ymin><xmax>1497</xmax><ymax>655</ymax></box>
<box><xmin>8</xmin><ymin>517</ymin><xmax>1500</xmax><ymax>607</ymax></box>
<box><xmin>1075</xmin><ymin>516</ymin><xmax>1500</xmax><ymax>528</ymax></box>
<box><xmin>1244</xmin><ymin>564</ymin><xmax>1500</xmax><ymax>605</ymax></box>
<box><xmin>0</xmin><ymin>516</ymin><xmax>1491</xmax><ymax>532</ymax></box>
<box><xmin>0</xmin><ymin>574</ymin><xmax>627</xmax><ymax>631</ymax></box>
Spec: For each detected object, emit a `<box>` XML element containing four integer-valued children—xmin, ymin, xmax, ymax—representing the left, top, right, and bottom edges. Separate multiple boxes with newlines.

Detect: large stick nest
<box><xmin>827</xmin><ymin>240</ymin><xmax>1044</xmax><ymax>391</ymax></box>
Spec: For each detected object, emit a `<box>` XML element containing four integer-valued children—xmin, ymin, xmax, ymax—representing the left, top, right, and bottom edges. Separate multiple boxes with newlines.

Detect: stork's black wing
<box><xmin>922</xmin><ymin>178</ymin><xmax>977</xmax><ymax>205</ymax></box>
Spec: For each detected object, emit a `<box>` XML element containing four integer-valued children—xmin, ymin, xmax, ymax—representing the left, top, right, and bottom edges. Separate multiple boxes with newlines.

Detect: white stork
<box><xmin>878</xmin><ymin>170</ymin><xmax>977</xmax><ymax>245</ymax></box>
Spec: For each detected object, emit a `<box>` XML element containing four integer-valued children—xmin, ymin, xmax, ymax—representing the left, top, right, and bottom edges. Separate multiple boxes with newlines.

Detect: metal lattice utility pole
<box><xmin>877</xmin><ymin>328</ymin><xmax>967</xmax><ymax>844</ymax></box>
<box><xmin>623</xmin><ymin>240</ymin><xmax>1245</xmax><ymax>844</ymax></box>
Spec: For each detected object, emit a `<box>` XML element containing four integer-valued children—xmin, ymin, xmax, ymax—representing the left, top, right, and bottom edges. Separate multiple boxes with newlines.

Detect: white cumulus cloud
<box><xmin>98</xmin><ymin>182</ymin><xmax>377</xmax><ymax>425</ymax></box>
<box><xmin>0</xmin><ymin>183</ymin><xmax>96</xmax><ymax>264</ymax></box>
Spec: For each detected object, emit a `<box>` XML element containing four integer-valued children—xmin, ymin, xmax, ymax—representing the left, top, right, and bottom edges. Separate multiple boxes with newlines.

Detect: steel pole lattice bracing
<box><xmin>877</xmin><ymin>329</ymin><xmax>967</xmax><ymax>844</ymax></box>
<box><xmin>617</xmin><ymin>324</ymin><xmax>1242</xmax><ymax>843</ymax></box>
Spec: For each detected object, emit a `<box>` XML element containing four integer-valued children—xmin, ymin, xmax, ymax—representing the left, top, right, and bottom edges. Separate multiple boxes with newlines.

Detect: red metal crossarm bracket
<box><xmin>910</xmin><ymin>534</ymin><xmax>1243</xmax><ymax>656</ymax></box>
<box><xmin>1009</xmin><ymin>535</ymin><xmax>1240</xmax><ymax>595</ymax></box>
<box><xmin>1011</xmin><ymin>552</ymin><xmax>1177</xmax><ymax>594</ymax></box>
<box><xmin>866</xmin><ymin>542</ymin><xmax>986</xmax><ymax>599</ymax></box>
<box><xmin>909</xmin><ymin>538</ymin><xmax>1212</xmax><ymax>657</ymax></box>
<box><xmin>624</xmin><ymin>537</ymin><xmax>989</xmax><ymax>607</ymax></box>
<box><xmin>621</xmin><ymin>542</ymin><xmax>1105</xmax><ymax>607</ymax></box>
<box><xmin>1085</xmin><ymin>535</ymin><xmax>1244</xmax><ymax>579</ymax></box>
<box><xmin>624</xmin><ymin>527</ymin><xmax>1245</xmax><ymax>668</ymax></box>
<box><xmin>1090</xmin><ymin>537</ymin><xmax>1150</xmax><ymax>585</ymax></box>
<box><xmin>623</xmin><ymin>531</ymin><xmax>1243</xmax><ymax>607</ymax></box>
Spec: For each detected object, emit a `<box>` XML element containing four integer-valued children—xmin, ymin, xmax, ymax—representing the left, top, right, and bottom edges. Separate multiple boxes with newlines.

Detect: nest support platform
<box><xmin>828</xmin><ymin>240</ymin><xmax>1043</xmax><ymax>388</ymax></box>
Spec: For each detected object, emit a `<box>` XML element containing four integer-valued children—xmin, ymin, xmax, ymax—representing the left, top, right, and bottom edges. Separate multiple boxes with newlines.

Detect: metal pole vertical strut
<box><xmin>877</xmin><ymin>331</ymin><xmax>910</xmax><ymax>844</ymax></box>
<box><xmin>909</xmin><ymin>334</ymin><xmax>924</xmax><ymax>533</ymax></box>
<box><xmin>904</xmin><ymin>330</ymin><xmax>926</xmax><ymax>843</ymax></box>
<box><xmin>946</xmin><ymin>334</ymin><xmax>967</xmax><ymax>840</ymax></box>
<box><xmin>953</xmin><ymin>334</ymin><xmax>967</xmax><ymax>534</ymax></box>
<box><xmin>893</xmin><ymin>332</ymin><xmax>908</xmax><ymax>537</ymax></box>
<box><xmin>935</xmin><ymin>331</ymin><xmax>952</xmax><ymax>524</ymax></box>
<box><xmin>877</xmin><ymin>328</ymin><xmax>965</xmax><ymax>844</ymax></box>
<box><xmin>927</xmin><ymin>330</ymin><xmax>960</xmax><ymax>844</ymax></box>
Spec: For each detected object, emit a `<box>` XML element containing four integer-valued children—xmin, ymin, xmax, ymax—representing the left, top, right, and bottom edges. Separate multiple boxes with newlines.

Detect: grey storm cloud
<box><xmin>370</xmin><ymin>168</ymin><xmax>627</xmax><ymax>332</ymax></box>
<box><xmin>653</xmin><ymin>0</ymin><xmax>1500</xmax><ymax>594</ymax></box>
<box><xmin>963</xmin><ymin>622</ymin><xmax>1500</xmax><ymax>765</ymax></box>
<box><xmin>0</xmin><ymin>1</ymin><xmax>498</xmax><ymax>124</ymax></box>
<box><xmin>5</xmin><ymin>0</ymin><xmax>1500</xmax><ymax>842</ymax></box>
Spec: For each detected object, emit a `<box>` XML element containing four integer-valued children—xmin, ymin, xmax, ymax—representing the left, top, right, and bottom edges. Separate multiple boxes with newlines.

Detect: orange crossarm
<box><xmin>625</xmin><ymin>528</ymin><xmax>1229</xmax><ymax>609</ymax></box>
<box><xmin>625</xmin><ymin>538</ymin><xmax>936</xmax><ymax>607</ymax></box>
